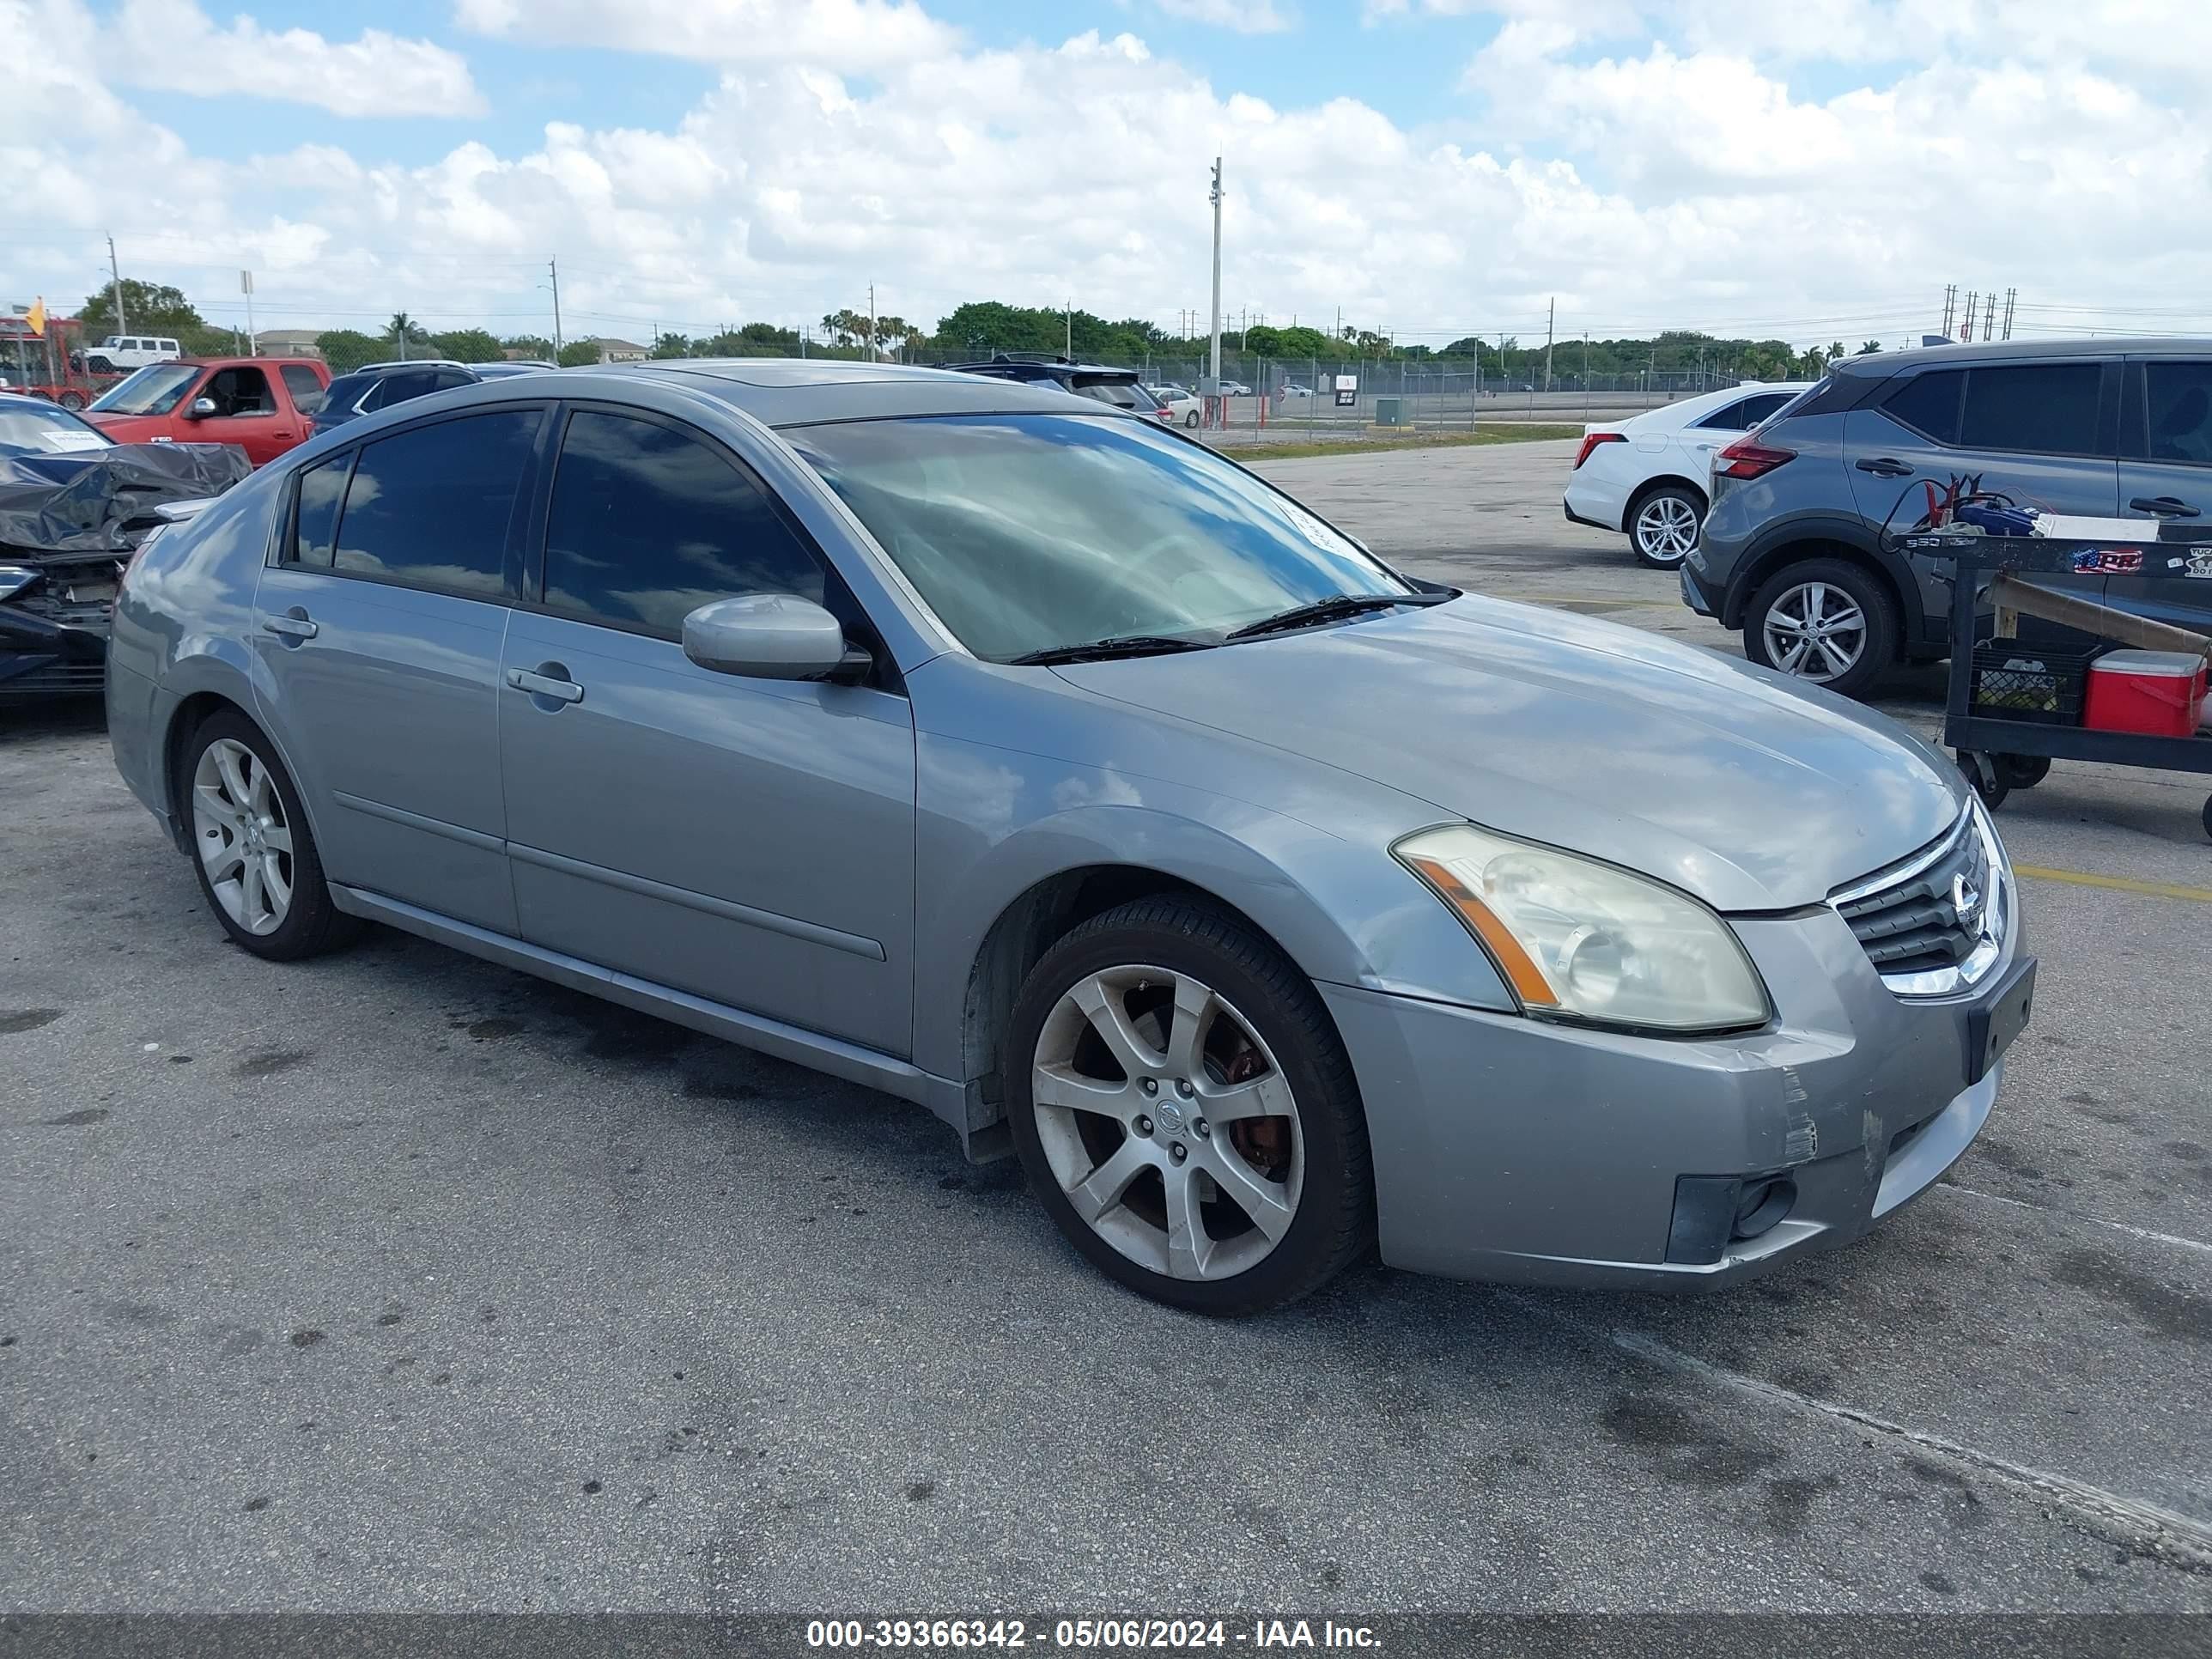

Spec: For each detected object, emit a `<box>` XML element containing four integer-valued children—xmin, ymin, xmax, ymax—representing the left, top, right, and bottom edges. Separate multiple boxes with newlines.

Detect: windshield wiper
<box><xmin>1224</xmin><ymin>591</ymin><xmax>1451</xmax><ymax>641</ymax></box>
<box><xmin>1007</xmin><ymin>635</ymin><xmax>1218</xmax><ymax>665</ymax></box>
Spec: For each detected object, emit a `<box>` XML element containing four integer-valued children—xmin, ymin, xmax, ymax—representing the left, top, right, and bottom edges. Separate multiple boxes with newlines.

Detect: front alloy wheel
<box><xmin>1031</xmin><ymin>965</ymin><xmax>1303</xmax><ymax>1284</ymax></box>
<box><xmin>1631</xmin><ymin>489</ymin><xmax>1700</xmax><ymax>568</ymax></box>
<box><xmin>1006</xmin><ymin>897</ymin><xmax>1372</xmax><ymax>1314</ymax></box>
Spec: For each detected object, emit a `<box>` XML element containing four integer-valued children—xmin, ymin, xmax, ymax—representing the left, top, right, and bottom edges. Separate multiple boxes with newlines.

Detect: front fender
<box><xmin>910</xmin><ymin>731</ymin><xmax>1514</xmax><ymax>1085</ymax></box>
<box><xmin>1722</xmin><ymin>511</ymin><xmax>1925</xmax><ymax>636</ymax></box>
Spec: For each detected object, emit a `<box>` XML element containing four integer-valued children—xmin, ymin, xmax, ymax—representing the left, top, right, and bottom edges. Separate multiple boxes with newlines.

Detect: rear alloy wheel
<box><xmin>57</xmin><ymin>390</ymin><xmax>86</xmax><ymax>411</ymax></box>
<box><xmin>1006</xmin><ymin>898</ymin><xmax>1371</xmax><ymax>1315</ymax></box>
<box><xmin>1744</xmin><ymin>557</ymin><xmax>1899</xmax><ymax>701</ymax></box>
<box><xmin>183</xmin><ymin>712</ymin><xmax>360</xmax><ymax>961</ymax></box>
<box><xmin>1629</xmin><ymin>486</ymin><xmax>1702</xmax><ymax>568</ymax></box>
<box><xmin>1184</xmin><ymin>409</ymin><xmax>1200</xmax><ymax>428</ymax></box>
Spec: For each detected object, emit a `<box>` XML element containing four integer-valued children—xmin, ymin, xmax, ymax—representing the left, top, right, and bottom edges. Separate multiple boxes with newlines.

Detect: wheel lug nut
<box><xmin>1134</xmin><ymin>1116</ymin><xmax>1152</xmax><ymax>1137</ymax></box>
<box><xmin>1176</xmin><ymin>1079</ymin><xmax>1194</xmax><ymax>1098</ymax></box>
<box><xmin>1170</xmin><ymin>1142</ymin><xmax>1188</xmax><ymax>1164</ymax></box>
<box><xmin>1141</xmin><ymin>1078</ymin><xmax>1158</xmax><ymax>1096</ymax></box>
<box><xmin>1194</xmin><ymin>1118</ymin><xmax>1210</xmax><ymax>1139</ymax></box>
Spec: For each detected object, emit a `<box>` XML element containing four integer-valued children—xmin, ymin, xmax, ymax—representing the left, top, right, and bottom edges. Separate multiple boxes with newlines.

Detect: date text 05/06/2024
<box><xmin>805</xmin><ymin>1618</ymin><xmax>1382</xmax><ymax>1649</ymax></box>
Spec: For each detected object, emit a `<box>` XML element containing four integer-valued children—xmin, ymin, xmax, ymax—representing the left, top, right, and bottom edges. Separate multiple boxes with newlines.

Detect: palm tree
<box><xmin>1827</xmin><ymin>340</ymin><xmax>1845</xmax><ymax>363</ymax></box>
<box><xmin>875</xmin><ymin>315</ymin><xmax>910</xmax><ymax>360</ymax></box>
<box><xmin>388</xmin><ymin>312</ymin><xmax>417</xmax><ymax>362</ymax></box>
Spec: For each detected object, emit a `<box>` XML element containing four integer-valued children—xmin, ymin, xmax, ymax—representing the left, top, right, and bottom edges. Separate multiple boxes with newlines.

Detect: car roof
<box><xmin>550</xmin><ymin>359</ymin><xmax>1113</xmax><ymax>428</ymax></box>
<box><xmin>1832</xmin><ymin>336</ymin><xmax>2212</xmax><ymax>377</ymax></box>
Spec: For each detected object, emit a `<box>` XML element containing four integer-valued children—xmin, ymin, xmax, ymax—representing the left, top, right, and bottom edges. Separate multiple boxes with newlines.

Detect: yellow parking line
<box><xmin>2014</xmin><ymin>865</ymin><xmax>2212</xmax><ymax>904</ymax></box>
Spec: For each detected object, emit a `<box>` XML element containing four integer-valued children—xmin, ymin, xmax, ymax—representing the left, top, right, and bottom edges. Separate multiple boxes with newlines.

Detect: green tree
<box><xmin>1277</xmin><ymin>325</ymin><xmax>1332</xmax><ymax>358</ymax></box>
<box><xmin>556</xmin><ymin>340</ymin><xmax>600</xmax><ymax>368</ymax></box>
<box><xmin>429</xmin><ymin>328</ymin><xmax>502</xmax><ymax>363</ymax></box>
<box><xmin>874</xmin><ymin>315</ymin><xmax>913</xmax><ymax>359</ymax></box>
<box><xmin>503</xmin><ymin>334</ymin><xmax>555</xmax><ymax>357</ymax></box>
<box><xmin>1856</xmin><ymin>340</ymin><xmax>1883</xmax><ymax>355</ymax></box>
<box><xmin>651</xmin><ymin>331</ymin><xmax>692</xmax><ymax>359</ymax></box>
<box><xmin>315</xmin><ymin>329</ymin><xmax>385</xmax><ymax>374</ymax></box>
<box><xmin>1243</xmin><ymin>324</ymin><xmax>1284</xmax><ymax>356</ymax></box>
<box><xmin>80</xmin><ymin>280</ymin><xmax>204</xmax><ymax>338</ymax></box>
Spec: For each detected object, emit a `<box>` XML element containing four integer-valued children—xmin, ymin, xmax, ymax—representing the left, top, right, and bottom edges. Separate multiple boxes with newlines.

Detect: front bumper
<box><xmin>0</xmin><ymin>611</ymin><xmax>109</xmax><ymax>699</ymax></box>
<box><xmin>1325</xmin><ymin>898</ymin><xmax>2022</xmax><ymax>1289</ymax></box>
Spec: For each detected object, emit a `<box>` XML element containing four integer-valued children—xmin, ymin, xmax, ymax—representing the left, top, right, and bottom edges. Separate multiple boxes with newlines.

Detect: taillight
<box><xmin>1715</xmin><ymin>438</ymin><xmax>1796</xmax><ymax>480</ymax></box>
<box><xmin>1571</xmin><ymin>431</ymin><xmax>1625</xmax><ymax>470</ymax></box>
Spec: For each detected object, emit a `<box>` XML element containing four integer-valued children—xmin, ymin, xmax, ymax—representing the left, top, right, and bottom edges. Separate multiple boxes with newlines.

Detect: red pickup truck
<box><xmin>85</xmin><ymin>357</ymin><xmax>331</xmax><ymax>467</ymax></box>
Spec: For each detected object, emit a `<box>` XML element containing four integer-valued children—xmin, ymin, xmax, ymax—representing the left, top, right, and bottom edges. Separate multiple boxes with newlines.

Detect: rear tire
<box><xmin>1626</xmin><ymin>484</ymin><xmax>1705</xmax><ymax>568</ymax></box>
<box><xmin>1744</xmin><ymin>556</ymin><xmax>1899</xmax><ymax>702</ymax></box>
<box><xmin>1004</xmin><ymin>896</ymin><xmax>1373</xmax><ymax>1316</ymax></box>
<box><xmin>57</xmin><ymin>390</ymin><xmax>86</xmax><ymax>410</ymax></box>
<box><xmin>181</xmin><ymin>711</ymin><xmax>361</xmax><ymax>961</ymax></box>
<box><xmin>1184</xmin><ymin>410</ymin><xmax>1200</xmax><ymax>428</ymax></box>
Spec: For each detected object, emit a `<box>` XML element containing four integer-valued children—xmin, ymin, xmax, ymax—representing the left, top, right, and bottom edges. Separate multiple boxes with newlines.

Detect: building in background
<box><xmin>588</xmin><ymin>337</ymin><xmax>647</xmax><ymax>363</ymax></box>
<box><xmin>252</xmin><ymin>329</ymin><xmax>324</xmax><ymax>359</ymax></box>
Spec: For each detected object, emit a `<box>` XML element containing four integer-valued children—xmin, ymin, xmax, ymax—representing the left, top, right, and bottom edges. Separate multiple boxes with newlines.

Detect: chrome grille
<box><xmin>1830</xmin><ymin>809</ymin><xmax>2005</xmax><ymax>995</ymax></box>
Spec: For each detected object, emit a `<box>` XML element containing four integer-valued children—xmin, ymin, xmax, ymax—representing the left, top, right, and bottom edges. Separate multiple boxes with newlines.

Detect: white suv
<box><xmin>1563</xmin><ymin>381</ymin><xmax>1809</xmax><ymax>568</ymax></box>
<box><xmin>83</xmin><ymin>336</ymin><xmax>182</xmax><ymax>374</ymax></box>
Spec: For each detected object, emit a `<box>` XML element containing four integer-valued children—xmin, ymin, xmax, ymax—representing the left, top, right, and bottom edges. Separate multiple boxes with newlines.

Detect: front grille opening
<box><xmin>1834</xmin><ymin>815</ymin><xmax>1991</xmax><ymax>980</ymax></box>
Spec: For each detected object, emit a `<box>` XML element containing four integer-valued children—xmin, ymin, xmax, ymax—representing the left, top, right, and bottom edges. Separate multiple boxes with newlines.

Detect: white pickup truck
<box><xmin>82</xmin><ymin>335</ymin><xmax>182</xmax><ymax>374</ymax></box>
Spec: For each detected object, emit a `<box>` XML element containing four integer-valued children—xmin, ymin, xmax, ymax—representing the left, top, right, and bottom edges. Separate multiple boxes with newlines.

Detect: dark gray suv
<box><xmin>1685</xmin><ymin>337</ymin><xmax>2212</xmax><ymax>699</ymax></box>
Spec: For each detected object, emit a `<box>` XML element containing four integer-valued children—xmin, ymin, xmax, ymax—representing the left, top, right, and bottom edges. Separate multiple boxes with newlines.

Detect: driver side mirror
<box><xmin>682</xmin><ymin>593</ymin><xmax>872</xmax><ymax>684</ymax></box>
<box><xmin>185</xmin><ymin>396</ymin><xmax>218</xmax><ymax>420</ymax></box>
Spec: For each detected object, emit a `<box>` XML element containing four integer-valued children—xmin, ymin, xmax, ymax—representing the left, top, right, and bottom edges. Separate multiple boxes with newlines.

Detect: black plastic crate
<box><xmin>1969</xmin><ymin>642</ymin><xmax>2101</xmax><ymax>726</ymax></box>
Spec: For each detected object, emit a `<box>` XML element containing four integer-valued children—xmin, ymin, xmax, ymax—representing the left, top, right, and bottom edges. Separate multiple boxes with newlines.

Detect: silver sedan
<box><xmin>105</xmin><ymin>362</ymin><xmax>2033</xmax><ymax>1314</ymax></box>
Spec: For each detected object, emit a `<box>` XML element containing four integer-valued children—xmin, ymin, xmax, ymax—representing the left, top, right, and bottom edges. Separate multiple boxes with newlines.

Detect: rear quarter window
<box><xmin>1882</xmin><ymin>370</ymin><xmax>1966</xmax><ymax>444</ymax></box>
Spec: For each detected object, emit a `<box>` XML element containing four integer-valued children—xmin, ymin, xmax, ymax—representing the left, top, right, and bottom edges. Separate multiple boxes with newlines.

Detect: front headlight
<box><xmin>1395</xmin><ymin>823</ymin><xmax>1769</xmax><ymax>1033</ymax></box>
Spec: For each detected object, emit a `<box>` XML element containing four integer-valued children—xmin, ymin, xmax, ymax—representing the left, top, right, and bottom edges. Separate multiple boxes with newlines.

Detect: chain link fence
<box><xmin>905</xmin><ymin>347</ymin><xmax>1749</xmax><ymax>442</ymax></box>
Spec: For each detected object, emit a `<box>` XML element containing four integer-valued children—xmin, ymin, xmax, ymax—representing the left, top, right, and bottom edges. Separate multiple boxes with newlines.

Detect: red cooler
<box><xmin>2081</xmin><ymin>650</ymin><xmax>2209</xmax><ymax>737</ymax></box>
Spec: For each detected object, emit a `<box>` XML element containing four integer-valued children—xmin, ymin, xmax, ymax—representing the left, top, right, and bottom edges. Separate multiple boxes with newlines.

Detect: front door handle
<box><xmin>2129</xmin><ymin>495</ymin><xmax>2201</xmax><ymax>518</ymax></box>
<box><xmin>1856</xmin><ymin>457</ymin><xmax>1915</xmax><ymax>477</ymax></box>
<box><xmin>261</xmin><ymin>612</ymin><xmax>317</xmax><ymax>640</ymax></box>
<box><xmin>507</xmin><ymin>665</ymin><xmax>585</xmax><ymax>705</ymax></box>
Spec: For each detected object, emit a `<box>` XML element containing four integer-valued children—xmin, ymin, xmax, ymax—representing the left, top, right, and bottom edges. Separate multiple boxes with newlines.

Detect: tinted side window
<box><xmin>1883</xmin><ymin>370</ymin><xmax>1964</xmax><ymax>444</ymax></box>
<box><xmin>280</xmin><ymin>363</ymin><xmax>325</xmax><ymax>413</ymax></box>
<box><xmin>332</xmin><ymin>410</ymin><xmax>538</xmax><ymax>600</ymax></box>
<box><xmin>1960</xmin><ymin>363</ymin><xmax>2101</xmax><ymax>455</ymax></box>
<box><xmin>431</xmin><ymin>369</ymin><xmax>477</xmax><ymax>392</ymax></box>
<box><xmin>206</xmin><ymin>367</ymin><xmax>272</xmax><ymax>416</ymax></box>
<box><xmin>374</xmin><ymin>370</ymin><xmax>441</xmax><ymax>408</ymax></box>
<box><xmin>541</xmin><ymin>410</ymin><xmax>823</xmax><ymax>637</ymax></box>
<box><xmin>289</xmin><ymin>454</ymin><xmax>349</xmax><ymax>568</ymax></box>
<box><xmin>1692</xmin><ymin>398</ymin><xmax>1749</xmax><ymax>431</ymax></box>
<box><xmin>1738</xmin><ymin>392</ymin><xmax>1794</xmax><ymax>427</ymax></box>
<box><xmin>2144</xmin><ymin>362</ymin><xmax>2212</xmax><ymax>465</ymax></box>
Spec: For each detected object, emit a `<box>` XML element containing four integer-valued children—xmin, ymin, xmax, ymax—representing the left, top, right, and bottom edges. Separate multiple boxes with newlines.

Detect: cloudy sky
<box><xmin>6</xmin><ymin>0</ymin><xmax>2209</xmax><ymax>351</ymax></box>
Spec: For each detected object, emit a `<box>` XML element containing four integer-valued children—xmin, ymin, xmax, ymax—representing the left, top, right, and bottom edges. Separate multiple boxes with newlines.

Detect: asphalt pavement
<box><xmin>3</xmin><ymin>440</ymin><xmax>2209</xmax><ymax>1615</ymax></box>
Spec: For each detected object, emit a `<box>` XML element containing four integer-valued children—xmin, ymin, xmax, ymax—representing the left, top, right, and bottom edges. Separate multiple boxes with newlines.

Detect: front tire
<box><xmin>182</xmin><ymin>711</ymin><xmax>359</xmax><ymax>961</ymax></box>
<box><xmin>1184</xmin><ymin>410</ymin><xmax>1200</xmax><ymax>428</ymax></box>
<box><xmin>1004</xmin><ymin>897</ymin><xmax>1373</xmax><ymax>1315</ymax></box>
<box><xmin>57</xmin><ymin>390</ymin><xmax>86</xmax><ymax>410</ymax></box>
<box><xmin>1627</xmin><ymin>484</ymin><xmax>1704</xmax><ymax>568</ymax></box>
<box><xmin>1744</xmin><ymin>557</ymin><xmax>1899</xmax><ymax>701</ymax></box>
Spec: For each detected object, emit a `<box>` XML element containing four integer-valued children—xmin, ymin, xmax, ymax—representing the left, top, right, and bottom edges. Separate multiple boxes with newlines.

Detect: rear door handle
<box><xmin>507</xmin><ymin>666</ymin><xmax>585</xmax><ymax>705</ymax></box>
<box><xmin>2129</xmin><ymin>495</ymin><xmax>2201</xmax><ymax>518</ymax></box>
<box><xmin>1856</xmin><ymin>458</ymin><xmax>1914</xmax><ymax>477</ymax></box>
<box><xmin>261</xmin><ymin>613</ymin><xmax>317</xmax><ymax>640</ymax></box>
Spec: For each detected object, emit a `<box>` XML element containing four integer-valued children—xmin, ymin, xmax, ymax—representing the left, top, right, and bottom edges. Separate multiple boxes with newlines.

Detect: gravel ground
<box><xmin>3</xmin><ymin>440</ymin><xmax>2208</xmax><ymax>1616</ymax></box>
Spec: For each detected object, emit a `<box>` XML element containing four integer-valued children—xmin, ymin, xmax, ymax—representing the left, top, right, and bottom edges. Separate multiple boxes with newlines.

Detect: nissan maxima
<box><xmin>105</xmin><ymin>362</ymin><xmax>2033</xmax><ymax>1314</ymax></box>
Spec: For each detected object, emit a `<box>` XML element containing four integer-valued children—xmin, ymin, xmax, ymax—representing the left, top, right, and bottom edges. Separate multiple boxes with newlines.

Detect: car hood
<box><xmin>1053</xmin><ymin>596</ymin><xmax>1966</xmax><ymax>912</ymax></box>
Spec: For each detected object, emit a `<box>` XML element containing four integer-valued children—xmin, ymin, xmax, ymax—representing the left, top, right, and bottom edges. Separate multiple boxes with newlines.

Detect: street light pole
<box><xmin>107</xmin><ymin>235</ymin><xmax>127</xmax><ymax>337</ymax></box>
<box><xmin>1208</xmin><ymin>156</ymin><xmax>1223</xmax><ymax>420</ymax></box>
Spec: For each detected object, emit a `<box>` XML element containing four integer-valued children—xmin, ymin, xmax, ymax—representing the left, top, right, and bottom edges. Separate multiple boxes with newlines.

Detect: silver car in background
<box><xmin>106</xmin><ymin>362</ymin><xmax>2033</xmax><ymax>1314</ymax></box>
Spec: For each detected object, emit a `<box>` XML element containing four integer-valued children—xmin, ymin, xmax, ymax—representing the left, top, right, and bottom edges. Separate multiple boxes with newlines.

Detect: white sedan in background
<box><xmin>1562</xmin><ymin>381</ymin><xmax>1809</xmax><ymax>568</ymax></box>
<box><xmin>1146</xmin><ymin>384</ymin><xmax>1202</xmax><ymax>428</ymax></box>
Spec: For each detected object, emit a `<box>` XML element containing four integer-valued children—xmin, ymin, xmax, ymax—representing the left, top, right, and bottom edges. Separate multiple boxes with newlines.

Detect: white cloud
<box><xmin>4</xmin><ymin>0</ymin><xmax>2212</xmax><ymax>356</ymax></box>
<box><xmin>1152</xmin><ymin>0</ymin><xmax>1295</xmax><ymax>33</ymax></box>
<box><xmin>453</xmin><ymin>0</ymin><xmax>962</xmax><ymax>72</ymax></box>
<box><xmin>103</xmin><ymin>0</ymin><xmax>483</xmax><ymax>118</ymax></box>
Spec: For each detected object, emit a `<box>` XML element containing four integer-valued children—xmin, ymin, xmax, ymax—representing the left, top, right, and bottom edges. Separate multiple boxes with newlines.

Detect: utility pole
<box><xmin>107</xmin><ymin>235</ymin><xmax>127</xmax><ymax>337</ymax></box>
<box><xmin>1984</xmin><ymin>291</ymin><xmax>1997</xmax><ymax>342</ymax></box>
<box><xmin>1207</xmin><ymin>155</ymin><xmax>1224</xmax><ymax>414</ymax></box>
<box><xmin>1065</xmin><ymin>297</ymin><xmax>1073</xmax><ymax>361</ymax></box>
<box><xmin>1960</xmin><ymin>290</ymin><xmax>1977</xmax><ymax>342</ymax></box>
<box><xmin>549</xmin><ymin>257</ymin><xmax>564</xmax><ymax>354</ymax></box>
<box><xmin>869</xmin><ymin>283</ymin><xmax>878</xmax><ymax>362</ymax></box>
<box><xmin>1542</xmin><ymin>296</ymin><xmax>1555</xmax><ymax>393</ymax></box>
<box><xmin>1942</xmin><ymin>283</ymin><xmax>1958</xmax><ymax>339</ymax></box>
<box><xmin>240</xmin><ymin>270</ymin><xmax>255</xmax><ymax>356</ymax></box>
<box><xmin>2002</xmin><ymin>287</ymin><xmax>2017</xmax><ymax>341</ymax></box>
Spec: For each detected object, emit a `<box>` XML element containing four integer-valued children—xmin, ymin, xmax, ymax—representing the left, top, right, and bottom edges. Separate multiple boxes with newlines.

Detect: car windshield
<box><xmin>0</xmin><ymin>401</ymin><xmax>113</xmax><ymax>453</ymax></box>
<box><xmin>89</xmin><ymin>363</ymin><xmax>200</xmax><ymax>416</ymax></box>
<box><xmin>789</xmin><ymin>413</ymin><xmax>1410</xmax><ymax>662</ymax></box>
